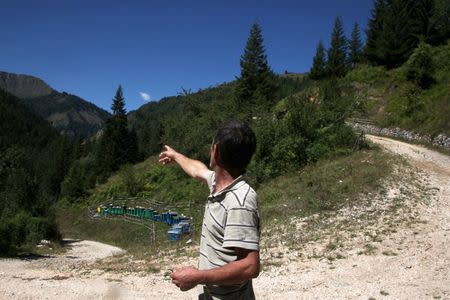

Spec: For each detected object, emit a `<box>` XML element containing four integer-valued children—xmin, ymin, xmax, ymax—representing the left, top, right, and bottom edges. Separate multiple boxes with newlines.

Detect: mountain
<box><xmin>0</xmin><ymin>71</ymin><xmax>52</xmax><ymax>99</ymax></box>
<box><xmin>0</xmin><ymin>71</ymin><xmax>111</xmax><ymax>137</ymax></box>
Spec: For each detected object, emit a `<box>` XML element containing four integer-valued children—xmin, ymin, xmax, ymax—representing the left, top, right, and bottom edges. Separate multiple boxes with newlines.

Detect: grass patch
<box><xmin>33</xmin><ymin>241</ymin><xmax>66</xmax><ymax>256</ymax></box>
<box><xmin>56</xmin><ymin>202</ymin><xmax>196</xmax><ymax>256</ymax></box>
<box><xmin>258</xmin><ymin>146</ymin><xmax>392</xmax><ymax>225</ymax></box>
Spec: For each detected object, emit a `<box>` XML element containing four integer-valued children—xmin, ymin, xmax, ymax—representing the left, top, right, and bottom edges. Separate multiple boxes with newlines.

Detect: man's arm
<box><xmin>170</xmin><ymin>248</ymin><xmax>260</xmax><ymax>291</ymax></box>
<box><xmin>159</xmin><ymin>145</ymin><xmax>210</xmax><ymax>183</ymax></box>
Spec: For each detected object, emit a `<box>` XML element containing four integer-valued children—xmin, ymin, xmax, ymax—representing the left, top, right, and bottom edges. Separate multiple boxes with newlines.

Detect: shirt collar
<box><xmin>208</xmin><ymin>174</ymin><xmax>246</xmax><ymax>201</ymax></box>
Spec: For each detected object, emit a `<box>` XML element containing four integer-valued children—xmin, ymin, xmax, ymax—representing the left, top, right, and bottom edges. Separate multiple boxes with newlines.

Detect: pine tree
<box><xmin>424</xmin><ymin>0</ymin><xmax>450</xmax><ymax>45</ymax></box>
<box><xmin>414</xmin><ymin>0</ymin><xmax>434</xmax><ymax>41</ymax></box>
<box><xmin>236</xmin><ymin>22</ymin><xmax>276</xmax><ymax>113</ymax></box>
<box><xmin>377</xmin><ymin>0</ymin><xmax>420</xmax><ymax>68</ymax></box>
<box><xmin>326</xmin><ymin>17</ymin><xmax>348</xmax><ymax>77</ymax></box>
<box><xmin>97</xmin><ymin>85</ymin><xmax>138</xmax><ymax>174</ymax></box>
<box><xmin>309</xmin><ymin>40</ymin><xmax>327</xmax><ymax>80</ymax></box>
<box><xmin>111</xmin><ymin>85</ymin><xmax>126</xmax><ymax>117</ymax></box>
<box><xmin>365</xmin><ymin>0</ymin><xmax>445</xmax><ymax>68</ymax></box>
<box><xmin>365</xmin><ymin>0</ymin><xmax>387</xmax><ymax>65</ymax></box>
<box><xmin>348</xmin><ymin>22</ymin><xmax>363</xmax><ymax>68</ymax></box>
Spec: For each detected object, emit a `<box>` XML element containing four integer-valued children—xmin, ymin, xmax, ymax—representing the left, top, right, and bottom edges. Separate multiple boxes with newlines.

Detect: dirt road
<box><xmin>1</xmin><ymin>135</ymin><xmax>449</xmax><ymax>299</ymax></box>
<box><xmin>252</xmin><ymin>135</ymin><xmax>450</xmax><ymax>299</ymax></box>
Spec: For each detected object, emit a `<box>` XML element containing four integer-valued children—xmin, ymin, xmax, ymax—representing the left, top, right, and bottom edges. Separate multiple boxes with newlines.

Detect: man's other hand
<box><xmin>170</xmin><ymin>266</ymin><xmax>202</xmax><ymax>291</ymax></box>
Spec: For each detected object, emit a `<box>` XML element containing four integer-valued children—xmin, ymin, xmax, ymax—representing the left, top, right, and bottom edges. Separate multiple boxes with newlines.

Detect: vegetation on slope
<box><xmin>345</xmin><ymin>40</ymin><xmax>450</xmax><ymax>135</ymax></box>
<box><xmin>0</xmin><ymin>89</ymin><xmax>77</xmax><ymax>255</ymax></box>
<box><xmin>57</xmin><ymin>146</ymin><xmax>393</xmax><ymax>256</ymax></box>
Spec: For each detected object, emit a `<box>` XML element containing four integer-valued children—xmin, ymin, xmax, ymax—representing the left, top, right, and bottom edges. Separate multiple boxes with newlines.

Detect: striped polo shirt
<box><xmin>198</xmin><ymin>171</ymin><xmax>260</xmax><ymax>296</ymax></box>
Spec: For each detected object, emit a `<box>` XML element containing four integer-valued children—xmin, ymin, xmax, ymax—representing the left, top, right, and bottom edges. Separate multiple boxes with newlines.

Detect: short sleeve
<box><xmin>222</xmin><ymin>207</ymin><xmax>260</xmax><ymax>251</ymax></box>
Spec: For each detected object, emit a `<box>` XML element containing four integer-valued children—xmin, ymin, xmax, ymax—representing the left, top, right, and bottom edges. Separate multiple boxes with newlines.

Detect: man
<box><xmin>159</xmin><ymin>120</ymin><xmax>260</xmax><ymax>299</ymax></box>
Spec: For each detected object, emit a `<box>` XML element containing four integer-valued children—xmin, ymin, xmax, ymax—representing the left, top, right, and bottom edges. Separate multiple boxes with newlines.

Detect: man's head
<box><xmin>210</xmin><ymin>120</ymin><xmax>256</xmax><ymax>175</ymax></box>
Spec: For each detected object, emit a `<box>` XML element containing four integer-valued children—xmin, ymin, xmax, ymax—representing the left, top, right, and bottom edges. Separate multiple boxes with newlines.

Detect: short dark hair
<box><xmin>213</xmin><ymin>120</ymin><xmax>256</xmax><ymax>173</ymax></box>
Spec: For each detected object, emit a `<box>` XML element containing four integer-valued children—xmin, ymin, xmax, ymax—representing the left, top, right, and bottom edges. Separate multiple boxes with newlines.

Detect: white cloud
<box><xmin>139</xmin><ymin>92</ymin><xmax>151</xmax><ymax>101</ymax></box>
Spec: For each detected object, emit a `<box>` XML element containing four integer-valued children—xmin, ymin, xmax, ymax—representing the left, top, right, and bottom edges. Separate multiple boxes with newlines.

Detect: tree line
<box><xmin>310</xmin><ymin>0</ymin><xmax>449</xmax><ymax>80</ymax></box>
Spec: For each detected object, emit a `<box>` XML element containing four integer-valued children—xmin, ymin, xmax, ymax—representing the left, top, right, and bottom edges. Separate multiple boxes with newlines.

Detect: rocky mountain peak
<box><xmin>0</xmin><ymin>71</ymin><xmax>53</xmax><ymax>99</ymax></box>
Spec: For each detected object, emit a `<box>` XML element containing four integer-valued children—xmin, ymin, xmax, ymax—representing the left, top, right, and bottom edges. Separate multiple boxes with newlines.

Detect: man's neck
<box><xmin>213</xmin><ymin>167</ymin><xmax>240</xmax><ymax>193</ymax></box>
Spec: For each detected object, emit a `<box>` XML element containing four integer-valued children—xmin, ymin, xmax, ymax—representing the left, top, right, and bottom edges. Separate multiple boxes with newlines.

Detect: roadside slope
<box><xmin>252</xmin><ymin>135</ymin><xmax>450</xmax><ymax>299</ymax></box>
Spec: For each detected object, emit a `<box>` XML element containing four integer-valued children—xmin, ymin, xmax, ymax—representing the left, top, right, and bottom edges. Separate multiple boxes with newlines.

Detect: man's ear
<box><xmin>212</xmin><ymin>144</ymin><xmax>220</xmax><ymax>161</ymax></box>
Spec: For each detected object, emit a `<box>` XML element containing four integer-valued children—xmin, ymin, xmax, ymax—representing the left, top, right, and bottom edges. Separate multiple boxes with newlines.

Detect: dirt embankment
<box><xmin>1</xmin><ymin>135</ymin><xmax>449</xmax><ymax>299</ymax></box>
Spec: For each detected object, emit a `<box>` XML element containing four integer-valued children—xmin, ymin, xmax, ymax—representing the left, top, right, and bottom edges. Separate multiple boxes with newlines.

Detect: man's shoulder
<box><xmin>223</xmin><ymin>181</ymin><xmax>258</xmax><ymax>210</ymax></box>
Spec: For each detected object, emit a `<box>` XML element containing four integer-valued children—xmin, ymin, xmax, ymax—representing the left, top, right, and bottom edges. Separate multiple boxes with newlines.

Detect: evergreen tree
<box><xmin>111</xmin><ymin>85</ymin><xmax>126</xmax><ymax>117</ymax></box>
<box><xmin>365</xmin><ymin>0</ymin><xmax>447</xmax><ymax>67</ymax></box>
<box><xmin>348</xmin><ymin>22</ymin><xmax>363</xmax><ymax>68</ymax></box>
<box><xmin>309</xmin><ymin>40</ymin><xmax>327</xmax><ymax>80</ymax></box>
<box><xmin>377</xmin><ymin>0</ymin><xmax>420</xmax><ymax>68</ymax></box>
<box><xmin>326</xmin><ymin>17</ymin><xmax>348</xmax><ymax>77</ymax></box>
<box><xmin>97</xmin><ymin>85</ymin><xmax>138</xmax><ymax>174</ymax></box>
<box><xmin>411</xmin><ymin>0</ymin><xmax>450</xmax><ymax>45</ymax></box>
<box><xmin>414</xmin><ymin>0</ymin><xmax>435</xmax><ymax>42</ymax></box>
<box><xmin>365</xmin><ymin>0</ymin><xmax>387</xmax><ymax>65</ymax></box>
<box><xmin>236</xmin><ymin>22</ymin><xmax>276</xmax><ymax>114</ymax></box>
<box><xmin>426</xmin><ymin>0</ymin><xmax>450</xmax><ymax>45</ymax></box>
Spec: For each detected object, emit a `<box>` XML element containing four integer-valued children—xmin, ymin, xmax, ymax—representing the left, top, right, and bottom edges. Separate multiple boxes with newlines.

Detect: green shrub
<box><xmin>405</xmin><ymin>41</ymin><xmax>435</xmax><ymax>89</ymax></box>
<box><xmin>0</xmin><ymin>211</ymin><xmax>60</xmax><ymax>255</ymax></box>
<box><xmin>119</xmin><ymin>164</ymin><xmax>141</xmax><ymax>197</ymax></box>
<box><xmin>345</xmin><ymin>64</ymin><xmax>388</xmax><ymax>84</ymax></box>
<box><xmin>248</xmin><ymin>82</ymin><xmax>358</xmax><ymax>182</ymax></box>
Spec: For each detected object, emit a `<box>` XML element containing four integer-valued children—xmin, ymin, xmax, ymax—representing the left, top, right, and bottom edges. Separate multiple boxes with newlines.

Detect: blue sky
<box><xmin>1</xmin><ymin>0</ymin><xmax>373</xmax><ymax>112</ymax></box>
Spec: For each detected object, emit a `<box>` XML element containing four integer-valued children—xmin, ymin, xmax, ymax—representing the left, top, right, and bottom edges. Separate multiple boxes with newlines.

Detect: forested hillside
<box><xmin>0</xmin><ymin>89</ymin><xmax>77</xmax><ymax>254</ymax></box>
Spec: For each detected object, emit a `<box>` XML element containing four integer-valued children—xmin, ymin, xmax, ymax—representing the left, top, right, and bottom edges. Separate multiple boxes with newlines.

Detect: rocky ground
<box><xmin>0</xmin><ymin>135</ymin><xmax>449</xmax><ymax>299</ymax></box>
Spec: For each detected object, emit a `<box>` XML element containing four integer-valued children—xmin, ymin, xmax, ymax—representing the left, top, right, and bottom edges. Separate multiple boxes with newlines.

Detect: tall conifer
<box><xmin>429</xmin><ymin>0</ymin><xmax>450</xmax><ymax>45</ymax></box>
<box><xmin>377</xmin><ymin>0</ymin><xmax>421</xmax><ymax>68</ymax></box>
<box><xmin>309</xmin><ymin>40</ymin><xmax>327</xmax><ymax>80</ymax></box>
<box><xmin>97</xmin><ymin>85</ymin><xmax>138</xmax><ymax>174</ymax></box>
<box><xmin>111</xmin><ymin>85</ymin><xmax>126</xmax><ymax>117</ymax></box>
<box><xmin>348</xmin><ymin>22</ymin><xmax>363</xmax><ymax>68</ymax></box>
<box><xmin>236</xmin><ymin>22</ymin><xmax>275</xmax><ymax>113</ymax></box>
<box><xmin>326</xmin><ymin>17</ymin><xmax>348</xmax><ymax>77</ymax></box>
<box><xmin>365</xmin><ymin>0</ymin><xmax>387</xmax><ymax>65</ymax></box>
